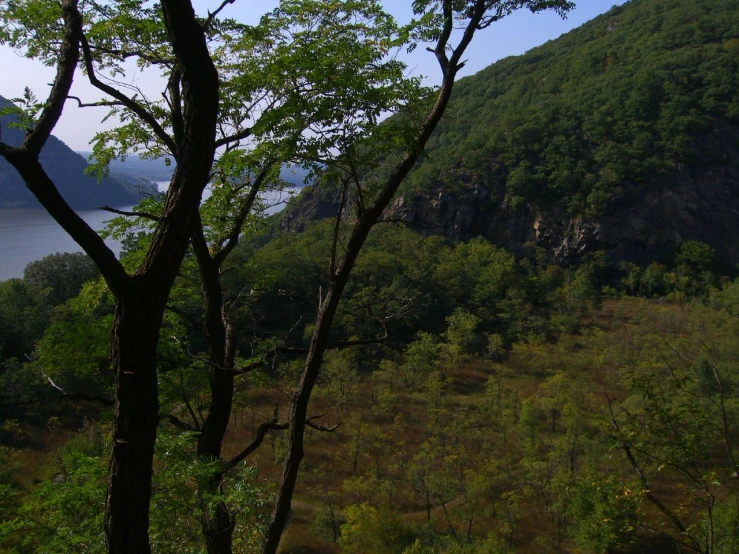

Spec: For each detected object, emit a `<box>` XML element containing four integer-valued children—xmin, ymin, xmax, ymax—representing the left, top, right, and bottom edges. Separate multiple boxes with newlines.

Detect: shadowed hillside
<box><xmin>282</xmin><ymin>0</ymin><xmax>739</xmax><ymax>266</ymax></box>
<box><xmin>0</xmin><ymin>96</ymin><xmax>157</xmax><ymax>209</ymax></box>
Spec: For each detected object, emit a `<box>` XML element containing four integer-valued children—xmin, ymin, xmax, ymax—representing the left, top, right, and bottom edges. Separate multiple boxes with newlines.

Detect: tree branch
<box><xmin>32</xmin><ymin>355</ymin><xmax>115</xmax><ymax>407</ymax></box>
<box><xmin>98</xmin><ymin>205</ymin><xmax>161</xmax><ymax>222</ymax></box>
<box><xmin>212</xmin><ymin>163</ymin><xmax>274</xmax><ymax>268</ymax></box>
<box><xmin>329</xmin><ymin>176</ymin><xmax>351</xmax><ymax>278</ymax></box>
<box><xmin>79</xmin><ymin>34</ymin><xmax>176</xmax><ymax>155</ymax></box>
<box><xmin>22</xmin><ymin>0</ymin><xmax>82</xmax><ymax>155</ymax></box>
<box><xmin>87</xmin><ymin>44</ymin><xmax>175</xmax><ymax>65</ymax></box>
<box><xmin>164</xmin><ymin>414</ymin><xmax>197</xmax><ymax>432</ymax></box>
<box><xmin>279</xmin><ymin>334</ymin><xmax>390</xmax><ymax>355</ymax></box>
<box><xmin>605</xmin><ymin>394</ymin><xmax>699</xmax><ymax>549</ymax></box>
<box><xmin>305</xmin><ymin>414</ymin><xmax>342</xmax><ymax>434</ymax></box>
<box><xmin>67</xmin><ymin>96</ymin><xmax>124</xmax><ymax>108</ymax></box>
<box><xmin>223</xmin><ymin>420</ymin><xmax>288</xmax><ymax>473</ymax></box>
<box><xmin>222</xmin><ymin>414</ymin><xmax>339</xmax><ymax>475</ymax></box>
<box><xmin>0</xmin><ymin>1</ymin><xmax>130</xmax><ymax>297</ymax></box>
<box><xmin>203</xmin><ymin>0</ymin><xmax>236</xmax><ymax>31</ymax></box>
<box><xmin>214</xmin><ymin>126</ymin><xmax>252</xmax><ymax>149</ymax></box>
<box><xmin>431</xmin><ymin>0</ymin><xmax>453</xmax><ymax>74</ymax></box>
<box><xmin>167</xmin><ymin>69</ymin><xmax>184</xmax><ymax>147</ymax></box>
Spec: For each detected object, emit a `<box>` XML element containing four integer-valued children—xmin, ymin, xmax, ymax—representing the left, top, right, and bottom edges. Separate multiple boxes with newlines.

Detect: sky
<box><xmin>0</xmin><ymin>0</ymin><xmax>626</xmax><ymax>151</ymax></box>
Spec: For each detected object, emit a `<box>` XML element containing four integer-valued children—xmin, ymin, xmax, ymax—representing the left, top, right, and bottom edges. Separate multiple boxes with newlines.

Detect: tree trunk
<box><xmin>192</xmin><ymin>222</ymin><xmax>239</xmax><ymax>554</ymax></box>
<box><xmin>201</xmin><ymin>500</ymin><xmax>235</xmax><ymax>554</ymax></box>
<box><xmin>105</xmin><ymin>291</ymin><xmax>165</xmax><ymax>554</ymax></box>
<box><xmin>261</xmin><ymin>33</ymin><xmax>467</xmax><ymax>553</ymax></box>
<box><xmin>198</xmin><ymin>326</ymin><xmax>237</xmax><ymax>554</ymax></box>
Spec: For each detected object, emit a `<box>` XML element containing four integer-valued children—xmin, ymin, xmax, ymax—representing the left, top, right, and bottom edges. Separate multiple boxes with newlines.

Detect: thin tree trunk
<box><xmin>260</xmin><ymin>6</ymin><xmax>485</xmax><ymax>546</ymax></box>
<box><xmin>192</xmin><ymin>217</ymin><xmax>239</xmax><ymax>554</ymax></box>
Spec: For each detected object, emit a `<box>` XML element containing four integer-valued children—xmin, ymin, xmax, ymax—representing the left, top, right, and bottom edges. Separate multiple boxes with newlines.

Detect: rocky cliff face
<box><xmin>280</xmin><ymin>119</ymin><xmax>739</xmax><ymax>267</ymax></box>
<box><xmin>277</xmin><ymin>0</ymin><xmax>739</xmax><ymax>267</ymax></box>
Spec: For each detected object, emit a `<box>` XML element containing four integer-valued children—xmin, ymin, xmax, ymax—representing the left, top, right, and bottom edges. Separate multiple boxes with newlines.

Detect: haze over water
<box><xmin>0</xmin><ymin>184</ymin><xmax>291</xmax><ymax>281</ymax></box>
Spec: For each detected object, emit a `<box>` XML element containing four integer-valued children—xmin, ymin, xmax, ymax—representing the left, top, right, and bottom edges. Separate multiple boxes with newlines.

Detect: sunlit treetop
<box><xmin>0</xmin><ymin>0</ymin><xmax>429</xmax><ymax>183</ymax></box>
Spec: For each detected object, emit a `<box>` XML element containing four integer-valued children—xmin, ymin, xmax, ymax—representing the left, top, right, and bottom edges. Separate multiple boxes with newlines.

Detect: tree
<box><xmin>0</xmin><ymin>2</ymin><xmax>223</xmax><ymax>550</ymax></box>
<box><xmin>339</xmin><ymin>503</ymin><xmax>414</xmax><ymax>554</ymax></box>
<box><xmin>23</xmin><ymin>252</ymin><xmax>99</xmax><ymax>306</ymax></box>
<box><xmin>0</xmin><ymin>1</ymin><xmax>401</xmax><ymax>552</ymax></box>
<box><xmin>402</xmin><ymin>332</ymin><xmax>439</xmax><ymax>388</ymax></box>
<box><xmin>567</xmin><ymin>471</ymin><xmax>641</xmax><ymax>554</ymax></box>
<box><xmin>0</xmin><ymin>278</ymin><xmax>49</xmax><ymax>361</ymax></box>
<box><xmin>261</xmin><ymin>2</ymin><xmax>576</xmax><ymax>552</ymax></box>
<box><xmin>159</xmin><ymin>4</ymin><xmax>412</xmax><ymax>549</ymax></box>
<box><xmin>0</xmin><ymin>2</ymin><xmax>574</xmax><ymax>552</ymax></box>
<box><xmin>443</xmin><ymin>308</ymin><xmax>480</xmax><ymax>369</ymax></box>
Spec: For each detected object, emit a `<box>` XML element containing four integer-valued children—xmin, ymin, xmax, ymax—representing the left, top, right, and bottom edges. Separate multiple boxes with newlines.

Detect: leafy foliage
<box><xmin>401</xmin><ymin>0</ymin><xmax>739</xmax><ymax>216</ymax></box>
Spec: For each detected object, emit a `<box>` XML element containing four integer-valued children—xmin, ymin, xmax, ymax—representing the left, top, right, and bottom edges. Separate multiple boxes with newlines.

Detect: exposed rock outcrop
<box><xmin>280</xmin><ymin>118</ymin><xmax>739</xmax><ymax>267</ymax></box>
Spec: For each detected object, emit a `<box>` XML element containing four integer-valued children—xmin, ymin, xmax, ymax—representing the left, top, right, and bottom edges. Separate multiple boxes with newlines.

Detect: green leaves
<box><xmin>0</xmin><ymin>87</ymin><xmax>44</xmax><ymax>131</ymax></box>
<box><xmin>219</xmin><ymin>0</ymin><xmax>424</xmax><ymax>168</ymax></box>
<box><xmin>0</xmin><ymin>0</ymin><xmax>66</xmax><ymax>65</ymax></box>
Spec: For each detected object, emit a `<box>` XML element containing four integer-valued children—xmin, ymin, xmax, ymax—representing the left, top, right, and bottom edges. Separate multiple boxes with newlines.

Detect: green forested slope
<box><xmin>407</xmin><ymin>0</ymin><xmax>739</xmax><ymax>215</ymax></box>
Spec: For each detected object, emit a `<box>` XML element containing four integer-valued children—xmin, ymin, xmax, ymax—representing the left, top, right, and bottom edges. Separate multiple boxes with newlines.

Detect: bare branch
<box><xmin>222</xmin><ymin>414</ymin><xmax>339</xmax><ymax>475</ymax></box>
<box><xmin>165</xmin><ymin>414</ymin><xmax>197</xmax><ymax>432</ymax></box>
<box><xmin>223</xmin><ymin>420</ymin><xmax>288</xmax><ymax>472</ymax></box>
<box><xmin>306</xmin><ymin>414</ymin><xmax>342</xmax><ymax>433</ymax></box>
<box><xmin>214</xmin><ymin>127</ymin><xmax>252</xmax><ymax>149</ymax></box>
<box><xmin>98</xmin><ymin>205</ymin><xmax>161</xmax><ymax>222</ymax></box>
<box><xmin>29</xmin><ymin>354</ymin><xmax>115</xmax><ymax>406</ymax></box>
<box><xmin>203</xmin><ymin>0</ymin><xmax>236</xmax><ymax>31</ymax></box>
<box><xmin>67</xmin><ymin>96</ymin><xmax>124</xmax><ymax>108</ymax></box>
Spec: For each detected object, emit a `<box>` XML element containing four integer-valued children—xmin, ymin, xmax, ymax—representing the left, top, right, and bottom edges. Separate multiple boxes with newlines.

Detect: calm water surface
<box><xmin>0</xmin><ymin>208</ymin><xmax>128</xmax><ymax>281</ymax></box>
<box><xmin>0</xmin><ymin>184</ymin><xmax>291</xmax><ymax>281</ymax></box>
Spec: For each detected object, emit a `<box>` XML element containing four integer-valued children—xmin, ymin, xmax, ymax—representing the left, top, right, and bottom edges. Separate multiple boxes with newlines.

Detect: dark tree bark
<box><xmin>0</xmin><ymin>1</ymin><xmax>219</xmax><ymax>552</ymax></box>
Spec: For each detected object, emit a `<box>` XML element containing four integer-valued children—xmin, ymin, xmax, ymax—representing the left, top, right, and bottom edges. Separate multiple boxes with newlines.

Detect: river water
<box><xmin>0</xmin><ymin>184</ymin><xmax>292</xmax><ymax>281</ymax></box>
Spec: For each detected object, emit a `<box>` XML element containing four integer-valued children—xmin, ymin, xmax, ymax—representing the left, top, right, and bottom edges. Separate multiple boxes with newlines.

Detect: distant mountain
<box><xmin>0</xmin><ymin>96</ymin><xmax>157</xmax><ymax>210</ymax></box>
<box><xmin>282</xmin><ymin>0</ymin><xmax>739</xmax><ymax>267</ymax></box>
<box><xmin>77</xmin><ymin>150</ymin><xmax>175</xmax><ymax>183</ymax></box>
<box><xmin>76</xmin><ymin>151</ymin><xmax>310</xmax><ymax>188</ymax></box>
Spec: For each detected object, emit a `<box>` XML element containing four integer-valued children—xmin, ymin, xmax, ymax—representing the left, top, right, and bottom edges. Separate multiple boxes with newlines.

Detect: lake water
<box><xmin>0</xmin><ymin>184</ymin><xmax>292</xmax><ymax>281</ymax></box>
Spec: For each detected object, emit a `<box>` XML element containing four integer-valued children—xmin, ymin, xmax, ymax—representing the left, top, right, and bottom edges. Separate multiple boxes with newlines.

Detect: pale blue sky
<box><xmin>0</xmin><ymin>0</ymin><xmax>624</xmax><ymax>151</ymax></box>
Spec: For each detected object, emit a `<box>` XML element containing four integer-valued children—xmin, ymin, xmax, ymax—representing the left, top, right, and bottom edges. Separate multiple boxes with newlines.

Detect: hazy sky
<box><xmin>0</xmin><ymin>0</ymin><xmax>625</xmax><ymax>151</ymax></box>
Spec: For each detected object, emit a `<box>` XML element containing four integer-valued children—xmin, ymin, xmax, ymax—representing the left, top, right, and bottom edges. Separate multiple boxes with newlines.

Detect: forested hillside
<box><xmin>0</xmin><ymin>97</ymin><xmax>157</xmax><ymax>209</ymax></box>
<box><xmin>1</xmin><ymin>0</ymin><xmax>738</xmax><ymax>552</ymax></box>
<box><xmin>2</xmin><ymin>225</ymin><xmax>739</xmax><ymax>553</ymax></box>
<box><xmin>284</xmin><ymin>0</ymin><xmax>739</xmax><ymax>266</ymax></box>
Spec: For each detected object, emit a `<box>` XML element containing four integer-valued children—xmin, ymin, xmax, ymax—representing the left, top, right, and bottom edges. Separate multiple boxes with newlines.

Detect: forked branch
<box><xmin>605</xmin><ymin>394</ymin><xmax>700</xmax><ymax>551</ymax></box>
<box><xmin>222</xmin><ymin>413</ymin><xmax>340</xmax><ymax>475</ymax></box>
